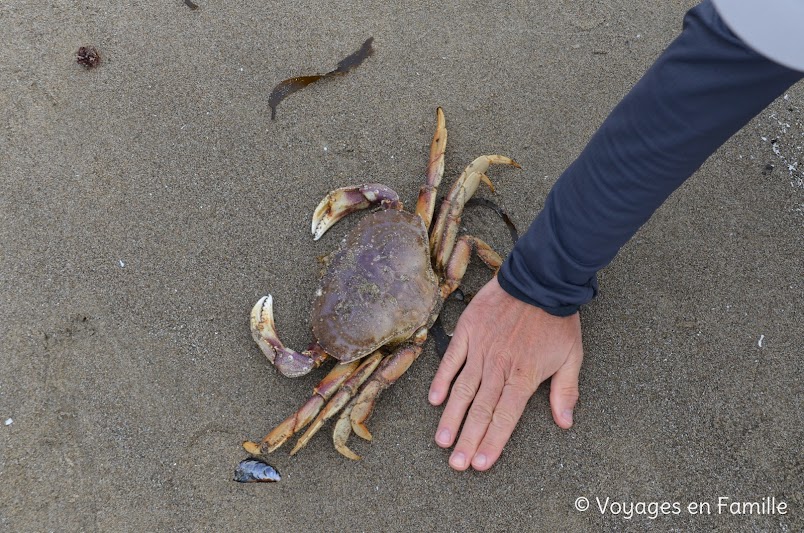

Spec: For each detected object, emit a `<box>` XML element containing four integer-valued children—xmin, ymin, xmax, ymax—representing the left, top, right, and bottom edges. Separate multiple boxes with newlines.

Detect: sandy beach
<box><xmin>1</xmin><ymin>0</ymin><xmax>802</xmax><ymax>530</ymax></box>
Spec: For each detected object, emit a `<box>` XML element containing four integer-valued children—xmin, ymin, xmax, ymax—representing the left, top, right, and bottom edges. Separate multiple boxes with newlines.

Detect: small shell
<box><xmin>233</xmin><ymin>458</ymin><xmax>281</xmax><ymax>483</ymax></box>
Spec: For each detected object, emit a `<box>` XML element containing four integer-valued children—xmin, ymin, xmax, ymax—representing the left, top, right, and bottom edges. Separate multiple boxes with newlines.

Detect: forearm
<box><xmin>498</xmin><ymin>0</ymin><xmax>802</xmax><ymax>316</ymax></box>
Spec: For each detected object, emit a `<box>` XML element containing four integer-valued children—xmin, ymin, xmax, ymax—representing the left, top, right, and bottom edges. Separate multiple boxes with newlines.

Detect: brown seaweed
<box><xmin>330</xmin><ymin>36</ymin><xmax>374</xmax><ymax>75</ymax></box>
<box><xmin>465</xmin><ymin>197</ymin><xmax>519</xmax><ymax>243</ymax></box>
<box><xmin>184</xmin><ymin>0</ymin><xmax>199</xmax><ymax>9</ymax></box>
<box><xmin>268</xmin><ymin>37</ymin><xmax>374</xmax><ymax>120</ymax></box>
<box><xmin>268</xmin><ymin>76</ymin><xmax>325</xmax><ymax>120</ymax></box>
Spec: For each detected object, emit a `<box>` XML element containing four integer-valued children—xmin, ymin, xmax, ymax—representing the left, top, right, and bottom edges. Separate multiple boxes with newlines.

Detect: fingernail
<box><xmin>562</xmin><ymin>409</ymin><xmax>573</xmax><ymax>425</ymax></box>
<box><xmin>428</xmin><ymin>390</ymin><xmax>439</xmax><ymax>404</ymax></box>
<box><xmin>473</xmin><ymin>453</ymin><xmax>487</xmax><ymax>469</ymax></box>
<box><xmin>436</xmin><ymin>428</ymin><xmax>450</xmax><ymax>446</ymax></box>
<box><xmin>450</xmin><ymin>452</ymin><xmax>466</xmax><ymax>469</ymax></box>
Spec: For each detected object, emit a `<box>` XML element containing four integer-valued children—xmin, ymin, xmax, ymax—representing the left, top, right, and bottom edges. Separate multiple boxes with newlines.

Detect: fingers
<box><xmin>445</xmin><ymin>360</ymin><xmax>506</xmax><ymax>470</ymax></box>
<box><xmin>428</xmin><ymin>321</ymin><xmax>470</xmax><ymax>406</ymax></box>
<box><xmin>431</xmin><ymin>315</ymin><xmax>481</xmax><ymax>454</ymax></box>
<box><xmin>433</xmin><ymin>354</ymin><xmax>482</xmax><ymax>451</ymax></box>
<box><xmin>549</xmin><ymin>341</ymin><xmax>583</xmax><ymax>429</ymax></box>
<box><xmin>471</xmin><ymin>382</ymin><xmax>532</xmax><ymax>471</ymax></box>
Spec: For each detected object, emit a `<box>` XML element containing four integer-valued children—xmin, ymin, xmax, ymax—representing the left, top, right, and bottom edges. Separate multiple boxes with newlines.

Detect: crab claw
<box><xmin>312</xmin><ymin>184</ymin><xmax>402</xmax><ymax>240</ymax></box>
<box><xmin>250</xmin><ymin>295</ymin><xmax>324</xmax><ymax>378</ymax></box>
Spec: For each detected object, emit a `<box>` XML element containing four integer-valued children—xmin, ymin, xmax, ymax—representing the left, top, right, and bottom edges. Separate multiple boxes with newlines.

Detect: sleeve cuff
<box><xmin>497</xmin><ymin>268</ymin><xmax>581</xmax><ymax>317</ymax></box>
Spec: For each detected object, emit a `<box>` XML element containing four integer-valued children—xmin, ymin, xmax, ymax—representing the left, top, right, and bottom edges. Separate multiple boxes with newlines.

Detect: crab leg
<box><xmin>415</xmin><ymin>107</ymin><xmax>448</xmax><ymax>230</ymax></box>
<box><xmin>312</xmin><ymin>184</ymin><xmax>402</xmax><ymax>240</ymax></box>
<box><xmin>289</xmin><ymin>350</ymin><xmax>385</xmax><ymax>455</ymax></box>
<box><xmin>242</xmin><ymin>358</ymin><xmax>361</xmax><ymax>456</ymax></box>
<box><xmin>333</xmin><ymin>328</ymin><xmax>428</xmax><ymax>460</ymax></box>
<box><xmin>439</xmin><ymin>235</ymin><xmax>503</xmax><ymax>299</ymax></box>
<box><xmin>431</xmin><ymin>155</ymin><xmax>520</xmax><ymax>272</ymax></box>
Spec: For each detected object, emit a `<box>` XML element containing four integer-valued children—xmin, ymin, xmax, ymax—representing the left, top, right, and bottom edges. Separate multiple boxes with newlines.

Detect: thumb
<box><xmin>549</xmin><ymin>347</ymin><xmax>582</xmax><ymax>429</ymax></box>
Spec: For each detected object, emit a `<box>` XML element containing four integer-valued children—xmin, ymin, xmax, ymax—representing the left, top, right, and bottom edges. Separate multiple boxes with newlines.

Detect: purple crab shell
<box><xmin>312</xmin><ymin>209</ymin><xmax>439</xmax><ymax>362</ymax></box>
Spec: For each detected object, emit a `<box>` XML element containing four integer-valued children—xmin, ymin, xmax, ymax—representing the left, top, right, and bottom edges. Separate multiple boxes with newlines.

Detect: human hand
<box><xmin>428</xmin><ymin>276</ymin><xmax>584</xmax><ymax>471</ymax></box>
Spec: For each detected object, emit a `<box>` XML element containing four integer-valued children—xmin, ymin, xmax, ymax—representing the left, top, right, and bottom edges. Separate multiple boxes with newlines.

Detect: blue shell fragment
<box><xmin>234</xmin><ymin>458</ymin><xmax>281</xmax><ymax>483</ymax></box>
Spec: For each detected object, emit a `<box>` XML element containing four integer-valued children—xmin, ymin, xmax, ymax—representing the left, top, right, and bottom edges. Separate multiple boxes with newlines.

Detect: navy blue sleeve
<box><xmin>497</xmin><ymin>0</ymin><xmax>803</xmax><ymax>317</ymax></box>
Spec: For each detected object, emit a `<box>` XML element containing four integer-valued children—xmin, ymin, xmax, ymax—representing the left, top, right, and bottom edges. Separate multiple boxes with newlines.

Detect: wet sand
<box><xmin>1</xmin><ymin>1</ymin><xmax>801</xmax><ymax>530</ymax></box>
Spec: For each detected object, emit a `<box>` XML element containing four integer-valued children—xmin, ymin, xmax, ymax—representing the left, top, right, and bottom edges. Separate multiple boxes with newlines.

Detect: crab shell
<box><xmin>311</xmin><ymin>209</ymin><xmax>439</xmax><ymax>362</ymax></box>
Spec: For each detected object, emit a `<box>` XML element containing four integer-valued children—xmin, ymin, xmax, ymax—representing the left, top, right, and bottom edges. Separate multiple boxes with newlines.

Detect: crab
<box><xmin>243</xmin><ymin>108</ymin><xmax>520</xmax><ymax>460</ymax></box>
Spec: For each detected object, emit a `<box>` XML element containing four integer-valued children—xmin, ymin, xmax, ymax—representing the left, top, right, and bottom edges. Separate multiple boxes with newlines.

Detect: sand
<box><xmin>1</xmin><ymin>0</ymin><xmax>801</xmax><ymax>530</ymax></box>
